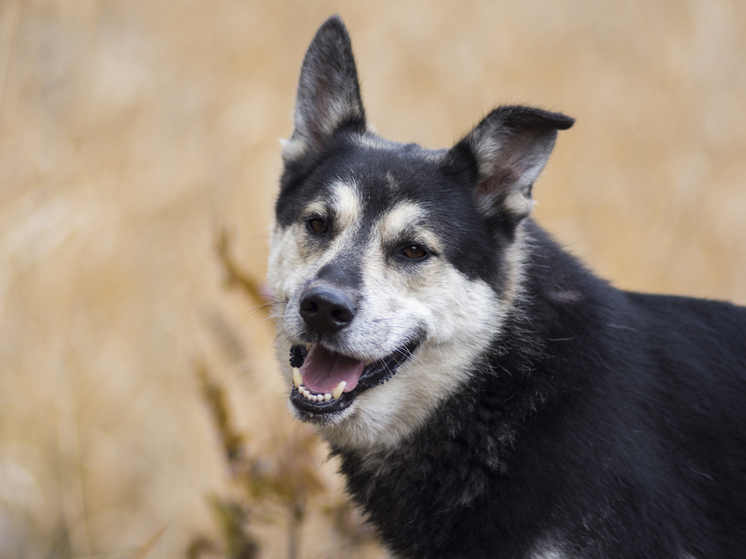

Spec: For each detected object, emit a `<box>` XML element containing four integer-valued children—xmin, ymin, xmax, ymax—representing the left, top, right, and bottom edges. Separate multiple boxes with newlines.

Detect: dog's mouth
<box><xmin>288</xmin><ymin>339</ymin><xmax>420</xmax><ymax>417</ymax></box>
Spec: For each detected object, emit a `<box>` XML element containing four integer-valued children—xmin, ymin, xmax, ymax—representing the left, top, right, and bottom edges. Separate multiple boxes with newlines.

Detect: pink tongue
<box><xmin>299</xmin><ymin>345</ymin><xmax>365</xmax><ymax>394</ymax></box>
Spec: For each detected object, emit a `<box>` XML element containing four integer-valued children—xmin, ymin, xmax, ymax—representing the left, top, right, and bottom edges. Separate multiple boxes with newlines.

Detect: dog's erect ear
<box><xmin>450</xmin><ymin>106</ymin><xmax>574</xmax><ymax>220</ymax></box>
<box><xmin>282</xmin><ymin>16</ymin><xmax>367</xmax><ymax>162</ymax></box>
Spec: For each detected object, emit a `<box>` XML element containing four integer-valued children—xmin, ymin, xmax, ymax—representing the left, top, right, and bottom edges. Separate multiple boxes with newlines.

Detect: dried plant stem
<box><xmin>55</xmin><ymin>362</ymin><xmax>91</xmax><ymax>558</ymax></box>
<box><xmin>215</xmin><ymin>230</ymin><xmax>271</xmax><ymax>316</ymax></box>
<box><xmin>287</xmin><ymin>496</ymin><xmax>306</xmax><ymax>559</ymax></box>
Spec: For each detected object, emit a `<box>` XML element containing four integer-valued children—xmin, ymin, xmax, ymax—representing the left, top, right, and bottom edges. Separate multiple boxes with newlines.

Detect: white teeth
<box><xmin>332</xmin><ymin>381</ymin><xmax>346</xmax><ymax>400</ymax></box>
<box><xmin>295</xmin><ymin>380</ymin><xmax>346</xmax><ymax>403</ymax></box>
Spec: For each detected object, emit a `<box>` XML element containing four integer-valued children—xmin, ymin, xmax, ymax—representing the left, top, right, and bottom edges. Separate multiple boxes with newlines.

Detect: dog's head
<box><xmin>268</xmin><ymin>16</ymin><xmax>573</xmax><ymax>450</ymax></box>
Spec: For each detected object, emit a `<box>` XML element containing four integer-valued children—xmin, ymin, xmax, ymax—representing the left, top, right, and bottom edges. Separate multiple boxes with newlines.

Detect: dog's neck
<box><xmin>329</xmin><ymin>221</ymin><xmax>618</xmax><ymax>557</ymax></box>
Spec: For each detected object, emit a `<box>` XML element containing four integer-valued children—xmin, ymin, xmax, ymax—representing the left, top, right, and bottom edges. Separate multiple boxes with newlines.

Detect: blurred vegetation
<box><xmin>190</xmin><ymin>362</ymin><xmax>376</xmax><ymax>559</ymax></box>
<box><xmin>0</xmin><ymin>0</ymin><xmax>744</xmax><ymax>557</ymax></box>
<box><xmin>185</xmin><ymin>235</ymin><xmax>376</xmax><ymax>559</ymax></box>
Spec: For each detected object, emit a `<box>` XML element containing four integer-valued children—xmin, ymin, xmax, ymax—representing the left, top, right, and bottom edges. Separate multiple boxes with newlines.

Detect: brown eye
<box><xmin>307</xmin><ymin>218</ymin><xmax>328</xmax><ymax>234</ymax></box>
<box><xmin>402</xmin><ymin>245</ymin><xmax>427</xmax><ymax>259</ymax></box>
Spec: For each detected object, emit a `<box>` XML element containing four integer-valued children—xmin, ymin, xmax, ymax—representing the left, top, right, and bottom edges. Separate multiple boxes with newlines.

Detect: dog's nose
<box><xmin>299</xmin><ymin>285</ymin><xmax>356</xmax><ymax>333</ymax></box>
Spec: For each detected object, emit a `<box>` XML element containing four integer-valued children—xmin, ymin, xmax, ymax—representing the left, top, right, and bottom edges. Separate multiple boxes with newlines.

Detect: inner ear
<box><xmin>284</xmin><ymin>16</ymin><xmax>367</xmax><ymax>162</ymax></box>
<box><xmin>452</xmin><ymin>105</ymin><xmax>574</xmax><ymax>220</ymax></box>
<box><xmin>475</xmin><ymin>130</ymin><xmax>538</xmax><ymax>196</ymax></box>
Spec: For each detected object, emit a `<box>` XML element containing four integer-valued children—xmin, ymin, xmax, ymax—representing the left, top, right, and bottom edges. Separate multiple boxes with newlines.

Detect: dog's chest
<box><xmin>340</xmin><ymin>443</ymin><xmax>579</xmax><ymax>559</ymax></box>
<box><xmin>334</xmin><ymin>405</ymin><xmax>530</xmax><ymax>557</ymax></box>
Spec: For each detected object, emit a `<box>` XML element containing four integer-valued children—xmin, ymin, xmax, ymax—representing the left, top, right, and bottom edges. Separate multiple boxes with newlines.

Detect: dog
<box><xmin>267</xmin><ymin>16</ymin><xmax>746</xmax><ymax>559</ymax></box>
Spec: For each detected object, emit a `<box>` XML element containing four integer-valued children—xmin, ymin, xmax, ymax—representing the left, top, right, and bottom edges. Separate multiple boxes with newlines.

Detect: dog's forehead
<box><xmin>322</xmin><ymin>180</ymin><xmax>435</xmax><ymax>244</ymax></box>
<box><xmin>278</xmin><ymin>134</ymin><xmax>474</xmax><ymax>227</ymax></box>
<box><xmin>321</xmin><ymin>138</ymin><xmax>456</xmax><ymax>214</ymax></box>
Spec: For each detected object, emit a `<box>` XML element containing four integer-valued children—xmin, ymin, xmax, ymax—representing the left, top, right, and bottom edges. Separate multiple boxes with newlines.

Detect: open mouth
<box><xmin>288</xmin><ymin>338</ymin><xmax>420</xmax><ymax>416</ymax></box>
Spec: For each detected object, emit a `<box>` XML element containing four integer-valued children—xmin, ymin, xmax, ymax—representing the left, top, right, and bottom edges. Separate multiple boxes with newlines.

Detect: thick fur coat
<box><xmin>268</xmin><ymin>16</ymin><xmax>746</xmax><ymax>559</ymax></box>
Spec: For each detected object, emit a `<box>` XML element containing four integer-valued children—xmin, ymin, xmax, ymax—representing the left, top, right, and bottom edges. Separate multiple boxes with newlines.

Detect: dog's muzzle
<box><xmin>288</xmin><ymin>284</ymin><xmax>421</xmax><ymax>418</ymax></box>
<box><xmin>288</xmin><ymin>338</ymin><xmax>420</xmax><ymax>418</ymax></box>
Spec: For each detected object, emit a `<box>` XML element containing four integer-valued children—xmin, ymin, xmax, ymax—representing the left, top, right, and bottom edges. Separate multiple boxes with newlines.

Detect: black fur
<box><xmin>336</xmin><ymin>223</ymin><xmax>746</xmax><ymax>558</ymax></box>
<box><xmin>276</xmin><ymin>16</ymin><xmax>746</xmax><ymax>559</ymax></box>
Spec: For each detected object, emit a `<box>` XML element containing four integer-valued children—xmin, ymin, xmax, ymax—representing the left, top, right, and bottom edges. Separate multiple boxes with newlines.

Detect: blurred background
<box><xmin>1</xmin><ymin>0</ymin><xmax>745</xmax><ymax>557</ymax></box>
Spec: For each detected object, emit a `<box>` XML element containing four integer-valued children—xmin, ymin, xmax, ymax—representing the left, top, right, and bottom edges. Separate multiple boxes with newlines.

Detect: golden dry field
<box><xmin>1</xmin><ymin>0</ymin><xmax>745</xmax><ymax>557</ymax></box>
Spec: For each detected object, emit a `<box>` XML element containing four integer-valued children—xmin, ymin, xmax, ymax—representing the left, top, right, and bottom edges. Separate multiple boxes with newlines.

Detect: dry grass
<box><xmin>0</xmin><ymin>0</ymin><xmax>744</xmax><ymax>557</ymax></box>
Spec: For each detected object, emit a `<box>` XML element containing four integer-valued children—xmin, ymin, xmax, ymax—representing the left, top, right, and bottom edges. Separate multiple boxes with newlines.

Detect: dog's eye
<box><xmin>306</xmin><ymin>217</ymin><xmax>328</xmax><ymax>234</ymax></box>
<box><xmin>402</xmin><ymin>245</ymin><xmax>427</xmax><ymax>259</ymax></box>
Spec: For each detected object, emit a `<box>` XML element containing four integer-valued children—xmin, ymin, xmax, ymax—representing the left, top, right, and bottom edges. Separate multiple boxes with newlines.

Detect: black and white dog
<box><xmin>268</xmin><ymin>16</ymin><xmax>746</xmax><ymax>559</ymax></box>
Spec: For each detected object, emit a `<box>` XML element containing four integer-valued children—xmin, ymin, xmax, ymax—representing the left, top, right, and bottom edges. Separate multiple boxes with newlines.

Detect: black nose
<box><xmin>299</xmin><ymin>285</ymin><xmax>357</xmax><ymax>333</ymax></box>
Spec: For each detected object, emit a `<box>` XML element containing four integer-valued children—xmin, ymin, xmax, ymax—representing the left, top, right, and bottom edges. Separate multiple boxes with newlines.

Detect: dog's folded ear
<box><xmin>450</xmin><ymin>106</ymin><xmax>574</xmax><ymax>221</ymax></box>
<box><xmin>283</xmin><ymin>16</ymin><xmax>367</xmax><ymax>163</ymax></box>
